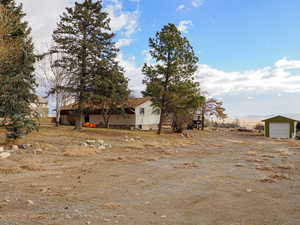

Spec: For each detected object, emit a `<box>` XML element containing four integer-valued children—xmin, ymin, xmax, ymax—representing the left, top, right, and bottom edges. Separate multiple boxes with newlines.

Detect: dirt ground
<box><xmin>0</xmin><ymin>126</ymin><xmax>299</xmax><ymax>225</ymax></box>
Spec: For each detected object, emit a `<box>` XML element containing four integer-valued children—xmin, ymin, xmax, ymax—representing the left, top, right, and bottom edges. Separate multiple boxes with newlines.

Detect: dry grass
<box><xmin>20</xmin><ymin>159</ymin><xmax>44</xmax><ymax>171</ymax></box>
<box><xmin>102</xmin><ymin>202</ymin><xmax>121</xmax><ymax>210</ymax></box>
<box><xmin>0</xmin><ymin>167</ymin><xmax>21</xmax><ymax>174</ymax></box>
<box><xmin>174</xmin><ymin>162</ymin><xmax>199</xmax><ymax>169</ymax></box>
<box><xmin>273</xmin><ymin>149</ymin><xmax>292</xmax><ymax>156</ymax></box>
<box><xmin>261</xmin><ymin>154</ymin><xmax>276</xmax><ymax>158</ymax></box>
<box><xmin>278</xmin><ymin>164</ymin><xmax>294</xmax><ymax>170</ymax></box>
<box><xmin>247</xmin><ymin>151</ymin><xmax>257</xmax><ymax>156</ymax></box>
<box><xmin>246</xmin><ymin>158</ymin><xmax>265</xmax><ymax>163</ymax></box>
<box><xmin>256</xmin><ymin>165</ymin><xmax>274</xmax><ymax>172</ymax></box>
<box><xmin>259</xmin><ymin>177</ymin><xmax>277</xmax><ymax>183</ymax></box>
<box><xmin>226</xmin><ymin>139</ymin><xmax>245</xmax><ymax>144</ymax></box>
<box><xmin>104</xmin><ymin>157</ymin><xmax>126</xmax><ymax>162</ymax></box>
<box><xmin>270</xmin><ymin>173</ymin><xmax>290</xmax><ymax>180</ymax></box>
<box><xmin>63</xmin><ymin>146</ymin><xmax>99</xmax><ymax>157</ymax></box>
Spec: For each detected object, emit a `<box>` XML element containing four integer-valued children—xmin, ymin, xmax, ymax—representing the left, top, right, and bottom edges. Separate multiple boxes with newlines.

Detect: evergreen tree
<box><xmin>143</xmin><ymin>24</ymin><xmax>199</xmax><ymax>134</ymax></box>
<box><xmin>170</xmin><ymin>82</ymin><xmax>204</xmax><ymax>133</ymax></box>
<box><xmin>53</xmin><ymin>0</ymin><xmax>120</xmax><ymax>130</ymax></box>
<box><xmin>90</xmin><ymin>63</ymin><xmax>130</xmax><ymax>128</ymax></box>
<box><xmin>0</xmin><ymin>0</ymin><xmax>38</xmax><ymax>140</ymax></box>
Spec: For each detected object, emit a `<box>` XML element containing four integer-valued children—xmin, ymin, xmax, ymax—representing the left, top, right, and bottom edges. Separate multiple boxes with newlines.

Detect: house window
<box><xmin>140</xmin><ymin>108</ymin><xmax>145</xmax><ymax>115</ymax></box>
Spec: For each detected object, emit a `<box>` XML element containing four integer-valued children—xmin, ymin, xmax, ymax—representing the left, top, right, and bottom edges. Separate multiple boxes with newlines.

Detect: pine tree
<box><xmin>0</xmin><ymin>0</ymin><xmax>38</xmax><ymax>140</ymax></box>
<box><xmin>90</xmin><ymin>63</ymin><xmax>130</xmax><ymax>128</ymax></box>
<box><xmin>53</xmin><ymin>0</ymin><xmax>120</xmax><ymax>130</ymax></box>
<box><xmin>143</xmin><ymin>24</ymin><xmax>199</xmax><ymax>134</ymax></box>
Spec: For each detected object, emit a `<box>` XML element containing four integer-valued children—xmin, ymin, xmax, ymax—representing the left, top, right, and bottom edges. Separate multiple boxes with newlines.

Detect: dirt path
<box><xmin>0</xmin><ymin>128</ymin><xmax>299</xmax><ymax>225</ymax></box>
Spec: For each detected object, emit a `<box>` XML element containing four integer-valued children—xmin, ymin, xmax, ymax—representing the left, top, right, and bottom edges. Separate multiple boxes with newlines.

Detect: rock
<box><xmin>34</xmin><ymin>149</ymin><xmax>43</xmax><ymax>154</ymax></box>
<box><xmin>235</xmin><ymin>163</ymin><xmax>245</xmax><ymax>167</ymax></box>
<box><xmin>12</xmin><ymin>145</ymin><xmax>19</xmax><ymax>151</ymax></box>
<box><xmin>105</xmin><ymin>144</ymin><xmax>112</xmax><ymax>148</ymax></box>
<box><xmin>86</xmin><ymin>140</ymin><xmax>96</xmax><ymax>145</ymax></box>
<box><xmin>27</xmin><ymin>200</ymin><xmax>34</xmax><ymax>205</ymax></box>
<box><xmin>86</xmin><ymin>221</ymin><xmax>91</xmax><ymax>225</ymax></box>
<box><xmin>0</xmin><ymin>152</ymin><xmax>11</xmax><ymax>159</ymax></box>
<box><xmin>246</xmin><ymin>189</ymin><xmax>252</xmax><ymax>193</ymax></box>
<box><xmin>98</xmin><ymin>145</ymin><xmax>106</xmax><ymax>150</ymax></box>
<box><xmin>0</xmin><ymin>147</ymin><xmax>4</xmax><ymax>152</ymax></box>
<box><xmin>97</xmin><ymin>140</ymin><xmax>104</xmax><ymax>145</ymax></box>
<box><xmin>19</xmin><ymin>144</ymin><xmax>31</xmax><ymax>150</ymax></box>
<box><xmin>136</xmin><ymin>178</ymin><xmax>146</xmax><ymax>184</ymax></box>
<box><xmin>80</xmin><ymin>142</ymin><xmax>89</xmax><ymax>147</ymax></box>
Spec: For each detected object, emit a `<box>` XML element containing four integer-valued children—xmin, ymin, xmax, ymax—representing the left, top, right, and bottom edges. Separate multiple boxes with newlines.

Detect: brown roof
<box><xmin>125</xmin><ymin>97</ymin><xmax>152</xmax><ymax>108</ymax></box>
<box><xmin>59</xmin><ymin>97</ymin><xmax>152</xmax><ymax>111</ymax></box>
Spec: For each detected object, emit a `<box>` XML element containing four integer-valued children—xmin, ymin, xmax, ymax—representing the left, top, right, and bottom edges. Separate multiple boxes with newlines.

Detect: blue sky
<box><xmin>19</xmin><ymin>0</ymin><xmax>300</xmax><ymax>118</ymax></box>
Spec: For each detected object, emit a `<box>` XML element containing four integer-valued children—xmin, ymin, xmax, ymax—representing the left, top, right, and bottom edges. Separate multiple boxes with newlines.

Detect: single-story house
<box><xmin>59</xmin><ymin>97</ymin><xmax>161</xmax><ymax>130</ymax></box>
<box><xmin>262</xmin><ymin>115</ymin><xmax>299</xmax><ymax>138</ymax></box>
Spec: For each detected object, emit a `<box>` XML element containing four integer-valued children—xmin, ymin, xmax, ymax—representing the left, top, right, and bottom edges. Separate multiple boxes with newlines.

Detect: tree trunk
<box><xmin>55</xmin><ymin>94</ymin><xmax>60</xmax><ymax>127</ymax></box>
<box><xmin>56</xmin><ymin>109</ymin><xmax>60</xmax><ymax>127</ymax></box>
<box><xmin>105</xmin><ymin>120</ymin><xmax>109</xmax><ymax>129</ymax></box>
<box><xmin>103</xmin><ymin>109</ymin><xmax>111</xmax><ymax>129</ymax></box>
<box><xmin>201</xmin><ymin>108</ymin><xmax>205</xmax><ymax>131</ymax></box>
<box><xmin>157</xmin><ymin>107</ymin><xmax>165</xmax><ymax>135</ymax></box>
<box><xmin>75</xmin><ymin>110</ymin><xmax>83</xmax><ymax>130</ymax></box>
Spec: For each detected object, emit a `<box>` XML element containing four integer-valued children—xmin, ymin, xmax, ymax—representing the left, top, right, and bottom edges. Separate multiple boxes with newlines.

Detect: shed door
<box><xmin>269</xmin><ymin>123</ymin><xmax>290</xmax><ymax>138</ymax></box>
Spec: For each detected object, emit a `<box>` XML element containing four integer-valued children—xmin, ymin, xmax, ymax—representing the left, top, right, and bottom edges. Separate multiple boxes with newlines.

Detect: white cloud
<box><xmin>176</xmin><ymin>4</ymin><xmax>185</xmax><ymax>11</ymax></box>
<box><xmin>18</xmin><ymin>0</ymin><xmax>140</xmax><ymax>50</ymax></box>
<box><xmin>105</xmin><ymin>0</ymin><xmax>140</xmax><ymax>37</ymax></box>
<box><xmin>116</xmin><ymin>38</ymin><xmax>134</xmax><ymax>48</ymax></box>
<box><xmin>16</xmin><ymin>0</ymin><xmax>72</xmax><ymax>49</ymax></box>
<box><xmin>274</xmin><ymin>57</ymin><xmax>300</xmax><ymax>69</ymax></box>
<box><xmin>195</xmin><ymin>58</ymin><xmax>300</xmax><ymax>97</ymax></box>
<box><xmin>192</xmin><ymin>0</ymin><xmax>204</xmax><ymax>7</ymax></box>
<box><xmin>116</xmin><ymin>52</ymin><xmax>144</xmax><ymax>95</ymax></box>
<box><xmin>178</xmin><ymin>20</ymin><xmax>193</xmax><ymax>33</ymax></box>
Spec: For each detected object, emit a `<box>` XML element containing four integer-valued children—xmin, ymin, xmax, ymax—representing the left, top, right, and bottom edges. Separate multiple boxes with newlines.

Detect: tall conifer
<box><xmin>0</xmin><ymin>0</ymin><xmax>38</xmax><ymax>140</ymax></box>
<box><xmin>53</xmin><ymin>0</ymin><xmax>123</xmax><ymax>130</ymax></box>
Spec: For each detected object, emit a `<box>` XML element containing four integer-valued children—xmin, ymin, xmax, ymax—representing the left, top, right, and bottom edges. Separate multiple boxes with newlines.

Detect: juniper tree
<box><xmin>170</xmin><ymin>82</ymin><xmax>204</xmax><ymax>133</ymax></box>
<box><xmin>0</xmin><ymin>1</ymin><xmax>38</xmax><ymax>140</ymax></box>
<box><xmin>53</xmin><ymin>0</ymin><xmax>122</xmax><ymax>130</ymax></box>
<box><xmin>142</xmin><ymin>24</ymin><xmax>199</xmax><ymax>134</ymax></box>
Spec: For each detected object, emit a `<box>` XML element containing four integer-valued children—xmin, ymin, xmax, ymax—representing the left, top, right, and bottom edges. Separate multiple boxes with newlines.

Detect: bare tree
<box><xmin>38</xmin><ymin>44</ymin><xmax>70</xmax><ymax>126</ymax></box>
<box><xmin>200</xmin><ymin>97</ymin><xmax>227</xmax><ymax>130</ymax></box>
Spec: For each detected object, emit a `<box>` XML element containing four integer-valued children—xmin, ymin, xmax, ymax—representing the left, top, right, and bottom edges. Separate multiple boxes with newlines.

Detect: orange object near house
<box><xmin>83</xmin><ymin>122</ymin><xmax>96</xmax><ymax>128</ymax></box>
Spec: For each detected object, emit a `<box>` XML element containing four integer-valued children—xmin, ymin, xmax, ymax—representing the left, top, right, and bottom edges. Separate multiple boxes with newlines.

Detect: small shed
<box><xmin>262</xmin><ymin>115</ymin><xmax>298</xmax><ymax>138</ymax></box>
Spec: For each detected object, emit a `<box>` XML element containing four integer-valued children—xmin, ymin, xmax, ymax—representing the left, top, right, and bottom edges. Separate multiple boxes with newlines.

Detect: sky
<box><xmin>16</xmin><ymin>0</ymin><xmax>300</xmax><ymax>118</ymax></box>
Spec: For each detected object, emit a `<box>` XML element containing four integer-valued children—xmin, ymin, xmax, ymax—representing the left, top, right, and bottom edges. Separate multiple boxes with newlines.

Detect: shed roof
<box><xmin>262</xmin><ymin>115</ymin><xmax>298</xmax><ymax>122</ymax></box>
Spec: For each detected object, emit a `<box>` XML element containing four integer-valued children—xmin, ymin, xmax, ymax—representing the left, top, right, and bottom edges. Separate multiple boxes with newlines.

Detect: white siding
<box><xmin>135</xmin><ymin>100</ymin><xmax>160</xmax><ymax>130</ymax></box>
